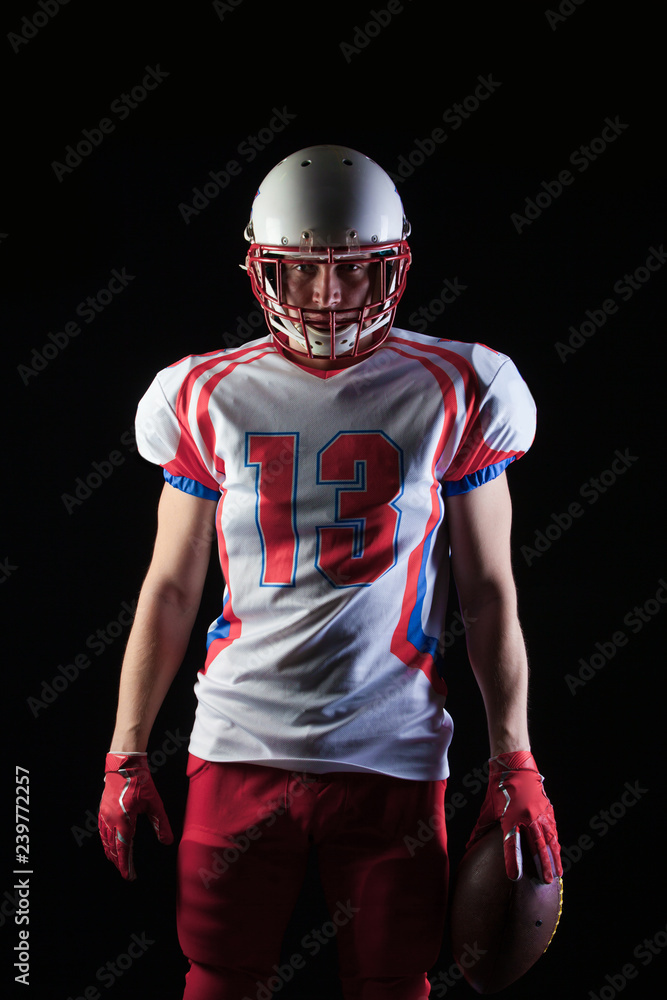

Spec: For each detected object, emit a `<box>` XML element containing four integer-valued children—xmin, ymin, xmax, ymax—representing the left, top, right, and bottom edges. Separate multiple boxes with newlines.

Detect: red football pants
<box><xmin>177</xmin><ymin>757</ymin><xmax>449</xmax><ymax>1000</ymax></box>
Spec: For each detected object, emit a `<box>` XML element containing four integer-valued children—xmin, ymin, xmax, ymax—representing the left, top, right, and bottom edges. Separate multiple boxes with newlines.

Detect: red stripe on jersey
<box><xmin>386</xmin><ymin>333</ymin><xmax>479</xmax><ymax>389</ymax></box>
<box><xmin>165</xmin><ymin>346</ymin><xmax>235</xmax><ymax>369</ymax></box>
<box><xmin>195</xmin><ymin>350</ymin><xmax>276</xmax><ymax>475</ymax></box>
<box><xmin>170</xmin><ymin>345</ymin><xmax>275</xmax><ymax>488</ymax></box>
<box><xmin>384</xmin><ymin>345</ymin><xmax>454</xmax><ymax>693</ymax></box>
<box><xmin>386</xmin><ymin>335</ymin><xmax>527</xmax><ymax>478</ymax></box>
<box><xmin>190</xmin><ymin>347</ymin><xmax>277</xmax><ymax>672</ymax></box>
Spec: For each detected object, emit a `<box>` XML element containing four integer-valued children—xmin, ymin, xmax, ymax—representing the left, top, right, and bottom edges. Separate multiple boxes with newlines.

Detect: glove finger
<box><xmin>546</xmin><ymin>828</ymin><xmax>563</xmax><ymax>878</ymax></box>
<box><xmin>532</xmin><ymin>850</ymin><xmax>553</xmax><ymax>884</ymax></box>
<box><xmin>98</xmin><ymin>812</ymin><xmax>117</xmax><ymax>865</ymax></box>
<box><xmin>98</xmin><ymin>810</ymin><xmax>136</xmax><ymax>880</ymax></box>
<box><xmin>117</xmin><ymin>828</ymin><xmax>136</xmax><ymax>881</ymax></box>
<box><xmin>503</xmin><ymin>825</ymin><xmax>522</xmax><ymax>881</ymax></box>
<box><xmin>146</xmin><ymin>799</ymin><xmax>174</xmax><ymax>845</ymax></box>
<box><xmin>544</xmin><ymin>843</ymin><xmax>562</xmax><ymax>882</ymax></box>
<box><xmin>527</xmin><ymin>822</ymin><xmax>554</xmax><ymax>884</ymax></box>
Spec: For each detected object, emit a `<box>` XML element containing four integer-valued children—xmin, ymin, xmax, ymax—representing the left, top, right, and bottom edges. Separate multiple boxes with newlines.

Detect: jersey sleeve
<box><xmin>135</xmin><ymin>362</ymin><xmax>222</xmax><ymax>501</ymax></box>
<box><xmin>442</xmin><ymin>351</ymin><xmax>536</xmax><ymax>495</ymax></box>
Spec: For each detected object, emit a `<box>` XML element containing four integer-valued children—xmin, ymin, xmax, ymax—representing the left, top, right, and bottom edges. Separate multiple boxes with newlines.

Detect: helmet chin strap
<box><xmin>291</xmin><ymin>321</ymin><xmax>359</xmax><ymax>358</ymax></box>
<box><xmin>275</xmin><ymin>314</ymin><xmax>391</xmax><ymax>359</ymax></box>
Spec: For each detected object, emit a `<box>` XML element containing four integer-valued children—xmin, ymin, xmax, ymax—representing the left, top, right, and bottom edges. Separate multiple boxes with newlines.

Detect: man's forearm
<box><xmin>463</xmin><ymin>594</ymin><xmax>531</xmax><ymax>757</ymax></box>
<box><xmin>109</xmin><ymin>585</ymin><xmax>201</xmax><ymax>751</ymax></box>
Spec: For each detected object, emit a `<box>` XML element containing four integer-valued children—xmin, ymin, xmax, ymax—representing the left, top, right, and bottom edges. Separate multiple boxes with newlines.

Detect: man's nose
<box><xmin>312</xmin><ymin>267</ymin><xmax>341</xmax><ymax>306</ymax></box>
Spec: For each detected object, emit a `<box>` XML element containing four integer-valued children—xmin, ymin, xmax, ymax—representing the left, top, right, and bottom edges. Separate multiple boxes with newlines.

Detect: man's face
<box><xmin>281</xmin><ymin>259</ymin><xmax>376</xmax><ymax>331</ymax></box>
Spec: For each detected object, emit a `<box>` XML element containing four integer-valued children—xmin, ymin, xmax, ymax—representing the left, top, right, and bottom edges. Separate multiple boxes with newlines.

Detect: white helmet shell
<box><xmin>246</xmin><ymin>144</ymin><xmax>410</xmax><ymax>248</ymax></box>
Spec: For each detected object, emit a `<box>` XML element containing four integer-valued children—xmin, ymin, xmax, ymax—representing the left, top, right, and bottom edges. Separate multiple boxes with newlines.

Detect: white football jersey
<box><xmin>135</xmin><ymin>329</ymin><xmax>536</xmax><ymax>780</ymax></box>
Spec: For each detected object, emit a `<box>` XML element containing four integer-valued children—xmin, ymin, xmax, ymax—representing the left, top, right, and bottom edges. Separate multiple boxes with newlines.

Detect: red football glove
<box><xmin>98</xmin><ymin>752</ymin><xmax>174</xmax><ymax>880</ymax></box>
<box><xmin>467</xmin><ymin>750</ymin><xmax>562</xmax><ymax>884</ymax></box>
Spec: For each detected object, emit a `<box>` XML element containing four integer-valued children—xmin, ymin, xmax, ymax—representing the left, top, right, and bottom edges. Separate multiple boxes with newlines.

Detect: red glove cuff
<box><xmin>490</xmin><ymin>749</ymin><xmax>534</xmax><ymax>771</ymax></box>
<box><xmin>105</xmin><ymin>751</ymin><xmax>148</xmax><ymax>771</ymax></box>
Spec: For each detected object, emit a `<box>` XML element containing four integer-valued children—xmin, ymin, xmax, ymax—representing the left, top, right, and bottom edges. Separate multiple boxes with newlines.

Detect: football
<box><xmin>449</xmin><ymin>826</ymin><xmax>563</xmax><ymax>994</ymax></box>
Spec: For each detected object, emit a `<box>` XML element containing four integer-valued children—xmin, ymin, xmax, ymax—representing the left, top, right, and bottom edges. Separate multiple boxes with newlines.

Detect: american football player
<box><xmin>99</xmin><ymin>144</ymin><xmax>561</xmax><ymax>1000</ymax></box>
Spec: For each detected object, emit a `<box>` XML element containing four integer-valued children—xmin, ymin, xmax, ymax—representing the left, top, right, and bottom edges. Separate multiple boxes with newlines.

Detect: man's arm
<box><xmin>99</xmin><ymin>482</ymin><xmax>218</xmax><ymax>879</ymax></box>
<box><xmin>110</xmin><ymin>481</ymin><xmax>218</xmax><ymax>751</ymax></box>
<box><xmin>445</xmin><ymin>472</ymin><xmax>562</xmax><ymax>882</ymax></box>
<box><xmin>445</xmin><ymin>471</ymin><xmax>529</xmax><ymax>757</ymax></box>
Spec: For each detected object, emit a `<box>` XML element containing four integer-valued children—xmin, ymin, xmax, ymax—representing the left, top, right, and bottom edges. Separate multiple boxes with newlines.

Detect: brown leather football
<box><xmin>449</xmin><ymin>826</ymin><xmax>563</xmax><ymax>994</ymax></box>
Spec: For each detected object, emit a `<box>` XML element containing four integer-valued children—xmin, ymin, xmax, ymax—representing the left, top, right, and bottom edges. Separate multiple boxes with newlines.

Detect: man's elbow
<box><xmin>141</xmin><ymin>577</ymin><xmax>204</xmax><ymax>618</ymax></box>
<box><xmin>456</xmin><ymin>576</ymin><xmax>518</xmax><ymax>620</ymax></box>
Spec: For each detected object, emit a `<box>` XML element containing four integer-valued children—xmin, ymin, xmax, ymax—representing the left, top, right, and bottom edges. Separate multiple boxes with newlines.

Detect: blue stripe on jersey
<box><xmin>444</xmin><ymin>458</ymin><xmax>515</xmax><ymax>497</ymax></box>
<box><xmin>206</xmin><ymin>593</ymin><xmax>232</xmax><ymax>649</ymax></box>
<box><xmin>164</xmin><ymin>470</ymin><xmax>219</xmax><ymax>501</ymax></box>
<box><xmin>406</xmin><ymin>518</ymin><xmax>441</xmax><ymax>660</ymax></box>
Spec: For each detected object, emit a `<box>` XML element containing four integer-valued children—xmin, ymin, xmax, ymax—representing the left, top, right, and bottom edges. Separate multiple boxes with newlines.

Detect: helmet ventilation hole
<box><xmin>342</xmin><ymin>158</ymin><xmax>353</xmax><ymax>165</ymax></box>
<box><xmin>300</xmin><ymin>159</ymin><xmax>312</xmax><ymax>167</ymax></box>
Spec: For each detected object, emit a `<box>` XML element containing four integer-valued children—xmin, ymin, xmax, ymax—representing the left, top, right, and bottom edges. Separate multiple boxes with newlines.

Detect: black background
<box><xmin>2</xmin><ymin>2</ymin><xmax>665</xmax><ymax>998</ymax></box>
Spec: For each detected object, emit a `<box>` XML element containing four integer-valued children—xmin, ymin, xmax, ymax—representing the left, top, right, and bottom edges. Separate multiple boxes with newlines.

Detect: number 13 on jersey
<box><xmin>245</xmin><ymin>431</ymin><xmax>404</xmax><ymax>589</ymax></box>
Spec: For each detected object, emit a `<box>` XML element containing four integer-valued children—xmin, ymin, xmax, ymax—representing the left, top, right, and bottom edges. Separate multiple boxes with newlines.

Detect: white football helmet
<box><xmin>244</xmin><ymin>145</ymin><xmax>411</xmax><ymax>359</ymax></box>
